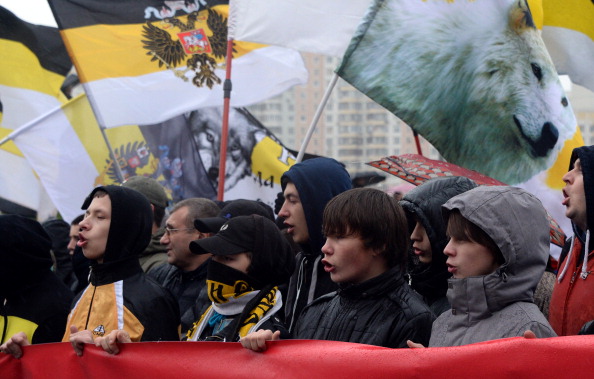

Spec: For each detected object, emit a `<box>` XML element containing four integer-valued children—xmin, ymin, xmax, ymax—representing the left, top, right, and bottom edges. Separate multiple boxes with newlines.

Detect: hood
<box><xmin>281</xmin><ymin>157</ymin><xmax>351</xmax><ymax>252</ymax></box>
<box><xmin>399</xmin><ymin>177</ymin><xmax>477</xmax><ymax>299</ymax></box>
<box><xmin>0</xmin><ymin>215</ymin><xmax>53</xmax><ymax>295</ymax></box>
<box><xmin>569</xmin><ymin>146</ymin><xmax>594</xmax><ymax>248</ymax></box>
<box><xmin>81</xmin><ymin>185</ymin><xmax>152</xmax><ymax>264</ymax></box>
<box><xmin>442</xmin><ymin>186</ymin><xmax>549</xmax><ymax>312</ymax></box>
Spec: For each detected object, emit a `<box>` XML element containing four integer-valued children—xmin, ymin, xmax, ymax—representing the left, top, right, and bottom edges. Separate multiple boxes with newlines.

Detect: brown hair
<box><xmin>323</xmin><ymin>188</ymin><xmax>409</xmax><ymax>269</ymax></box>
<box><xmin>446</xmin><ymin>210</ymin><xmax>505</xmax><ymax>265</ymax></box>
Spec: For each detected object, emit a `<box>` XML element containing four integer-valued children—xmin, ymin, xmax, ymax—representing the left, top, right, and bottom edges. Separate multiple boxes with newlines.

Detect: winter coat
<box><xmin>295</xmin><ymin>266</ymin><xmax>434</xmax><ymax>348</ymax></box>
<box><xmin>281</xmin><ymin>158</ymin><xmax>352</xmax><ymax>332</ymax></box>
<box><xmin>400</xmin><ymin>176</ymin><xmax>477</xmax><ymax>316</ymax></box>
<box><xmin>550</xmin><ymin>145</ymin><xmax>594</xmax><ymax>335</ymax></box>
<box><xmin>0</xmin><ymin>215</ymin><xmax>73</xmax><ymax>344</ymax></box>
<box><xmin>430</xmin><ymin>186</ymin><xmax>556</xmax><ymax>347</ymax></box>
<box><xmin>63</xmin><ymin>186</ymin><xmax>180</xmax><ymax>342</ymax></box>
<box><xmin>149</xmin><ymin>260</ymin><xmax>210</xmax><ymax>334</ymax></box>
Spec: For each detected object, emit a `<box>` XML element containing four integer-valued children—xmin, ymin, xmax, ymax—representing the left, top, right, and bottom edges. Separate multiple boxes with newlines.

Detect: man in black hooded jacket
<box><xmin>0</xmin><ymin>215</ymin><xmax>74</xmax><ymax>358</ymax></box>
<box><xmin>1</xmin><ymin>186</ymin><xmax>180</xmax><ymax>358</ymax></box>
<box><xmin>65</xmin><ymin>186</ymin><xmax>180</xmax><ymax>354</ymax></box>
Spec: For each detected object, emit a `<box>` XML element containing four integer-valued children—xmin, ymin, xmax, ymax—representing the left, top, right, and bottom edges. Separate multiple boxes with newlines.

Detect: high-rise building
<box><xmin>248</xmin><ymin>53</ymin><xmax>439</xmax><ymax>183</ymax></box>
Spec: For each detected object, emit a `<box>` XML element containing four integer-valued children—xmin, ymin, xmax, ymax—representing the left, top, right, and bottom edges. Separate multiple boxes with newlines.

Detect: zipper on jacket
<box><xmin>562</xmin><ymin>270</ymin><xmax>579</xmax><ymax>335</ymax></box>
<box><xmin>84</xmin><ymin>287</ymin><xmax>97</xmax><ymax>331</ymax></box>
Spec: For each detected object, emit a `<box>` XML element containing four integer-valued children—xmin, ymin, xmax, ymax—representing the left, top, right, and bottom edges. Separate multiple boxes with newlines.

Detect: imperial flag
<box><xmin>48</xmin><ymin>0</ymin><xmax>307</xmax><ymax>127</ymax></box>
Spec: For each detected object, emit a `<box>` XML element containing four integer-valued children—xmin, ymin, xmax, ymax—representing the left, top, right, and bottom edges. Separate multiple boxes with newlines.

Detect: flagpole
<box><xmin>0</xmin><ymin>104</ymin><xmax>65</xmax><ymax>146</ymax></box>
<box><xmin>83</xmin><ymin>88</ymin><xmax>126</xmax><ymax>183</ymax></box>
<box><xmin>296</xmin><ymin>72</ymin><xmax>339</xmax><ymax>163</ymax></box>
<box><xmin>413</xmin><ymin>131</ymin><xmax>423</xmax><ymax>156</ymax></box>
<box><xmin>216</xmin><ymin>38</ymin><xmax>234</xmax><ymax>202</ymax></box>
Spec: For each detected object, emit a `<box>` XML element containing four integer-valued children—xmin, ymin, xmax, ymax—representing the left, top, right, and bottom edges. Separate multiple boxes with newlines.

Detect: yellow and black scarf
<box><xmin>186</xmin><ymin>260</ymin><xmax>282</xmax><ymax>341</ymax></box>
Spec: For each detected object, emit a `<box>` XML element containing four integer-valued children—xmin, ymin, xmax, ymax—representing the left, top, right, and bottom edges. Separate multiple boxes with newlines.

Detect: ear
<box><xmin>510</xmin><ymin>0</ymin><xmax>536</xmax><ymax>32</ymax></box>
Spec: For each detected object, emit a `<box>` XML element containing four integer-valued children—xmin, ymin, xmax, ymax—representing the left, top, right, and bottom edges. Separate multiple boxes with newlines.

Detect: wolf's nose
<box><xmin>533</xmin><ymin>122</ymin><xmax>559</xmax><ymax>157</ymax></box>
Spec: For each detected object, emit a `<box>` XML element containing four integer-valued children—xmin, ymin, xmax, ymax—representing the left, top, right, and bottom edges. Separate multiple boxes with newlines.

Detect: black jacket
<box><xmin>149</xmin><ymin>261</ymin><xmax>210</xmax><ymax>334</ymax></box>
<box><xmin>294</xmin><ymin>267</ymin><xmax>434</xmax><ymax>348</ymax></box>
<box><xmin>65</xmin><ymin>186</ymin><xmax>180</xmax><ymax>342</ymax></box>
<box><xmin>281</xmin><ymin>158</ymin><xmax>352</xmax><ymax>331</ymax></box>
<box><xmin>0</xmin><ymin>215</ymin><xmax>73</xmax><ymax>344</ymax></box>
<box><xmin>399</xmin><ymin>176</ymin><xmax>477</xmax><ymax>316</ymax></box>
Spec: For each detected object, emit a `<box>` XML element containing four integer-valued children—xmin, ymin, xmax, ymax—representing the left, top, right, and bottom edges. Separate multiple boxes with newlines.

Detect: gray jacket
<box><xmin>429</xmin><ymin>186</ymin><xmax>556</xmax><ymax>347</ymax></box>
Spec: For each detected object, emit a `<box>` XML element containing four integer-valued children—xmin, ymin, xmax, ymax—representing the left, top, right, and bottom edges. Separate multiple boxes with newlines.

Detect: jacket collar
<box><xmin>90</xmin><ymin>257</ymin><xmax>143</xmax><ymax>286</ymax></box>
<box><xmin>338</xmin><ymin>266</ymin><xmax>405</xmax><ymax>300</ymax></box>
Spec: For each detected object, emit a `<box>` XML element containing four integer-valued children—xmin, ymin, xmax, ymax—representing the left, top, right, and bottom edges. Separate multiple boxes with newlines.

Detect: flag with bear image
<box><xmin>0</xmin><ymin>6</ymin><xmax>71</xmax><ymax>211</ymax></box>
<box><xmin>337</xmin><ymin>0</ymin><xmax>576</xmax><ymax>186</ymax></box>
<box><xmin>48</xmin><ymin>0</ymin><xmax>307</xmax><ymax>128</ymax></box>
<box><xmin>138</xmin><ymin>106</ymin><xmax>295</xmax><ymax>208</ymax></box>
<box><xmin>535</xmin><ymin>0</ymin><xmax>594</xmax><ymax>92</ymax></box>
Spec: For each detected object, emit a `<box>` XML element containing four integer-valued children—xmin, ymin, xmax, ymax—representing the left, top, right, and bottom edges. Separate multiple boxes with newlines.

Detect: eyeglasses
<box><xmin>164</xmin><ymin>227</ymin><xmax>195</xmax><ymax>236</ymax></box>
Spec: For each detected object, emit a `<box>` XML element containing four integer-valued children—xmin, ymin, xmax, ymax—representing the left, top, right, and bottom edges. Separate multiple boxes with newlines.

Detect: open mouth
<box><xmin>77</xmin><ymin>233</ymin><xmax>88</xmax><ymax>248</ymax></box>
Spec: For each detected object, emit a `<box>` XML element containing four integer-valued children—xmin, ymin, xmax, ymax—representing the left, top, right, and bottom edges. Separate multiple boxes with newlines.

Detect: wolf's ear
<box><xmin>510</xmin><ymin>0</ymin><xmax>536</xmax><ymax>32</ymax></box>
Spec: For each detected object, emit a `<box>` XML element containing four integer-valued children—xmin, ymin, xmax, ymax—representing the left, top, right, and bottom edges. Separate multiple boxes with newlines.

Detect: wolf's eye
<box><xmin>206</xmin><ymin>132</ymin><xmax>214</xmax><ymax>142</ymax></box>
<box><xmin>488</xmin><ymin>69</ymin><xmax>499</xmax><ymax>77</ymax></box>
<box><xmin>561</xmin><ymin>97</ymin><xmax>569</xmax><ymax>107</ymax></box>
<box><xmin>531</xmin><ymin>63</ymin><xmax>543</xmax><ymax>81</ymax></box>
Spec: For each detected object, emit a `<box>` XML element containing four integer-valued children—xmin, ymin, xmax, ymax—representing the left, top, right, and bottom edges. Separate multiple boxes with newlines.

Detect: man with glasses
<box><xmin>149</xmin><ymin>198</ymin><xmax>220</xmax><ymax>334</ymax></box>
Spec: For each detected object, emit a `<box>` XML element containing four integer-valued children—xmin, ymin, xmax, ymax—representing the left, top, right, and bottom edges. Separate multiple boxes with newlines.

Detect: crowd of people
<box><xmin>1</xmin><ymin>147</ymin><xmax>593</xmax><ymax>359</ymax></box>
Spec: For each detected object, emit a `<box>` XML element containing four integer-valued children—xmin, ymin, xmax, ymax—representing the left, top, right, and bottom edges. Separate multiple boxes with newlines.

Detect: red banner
<box><xmin>1</xmin><ymin>336</ymin><xmax>593</xmax><ymax>378</ymax></box>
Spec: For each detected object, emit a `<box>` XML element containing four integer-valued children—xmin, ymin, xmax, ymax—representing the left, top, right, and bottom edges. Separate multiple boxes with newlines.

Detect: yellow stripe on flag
<box><xmin>61</xmin><ymin>5</ymin><xmax>263</xmax><ymax>83</ymax></box>
<box><xmin>0</xmin><ymin>39</ymin><xmax>66</xmax><ymax>97</ymax></box>
<box><xmin>0</xmin><ymin>127</ymin><xmax>24</xmax><ymax>157</ymax></box>
<box><xmin>545</xmin><ymin>128</ymin><xmax>585</xmax><ymax>190</ymax></box>
<box><xmin>542</xmin><ymin>0</ymin><xmax>594</xmax><ymax>39</ymax></box>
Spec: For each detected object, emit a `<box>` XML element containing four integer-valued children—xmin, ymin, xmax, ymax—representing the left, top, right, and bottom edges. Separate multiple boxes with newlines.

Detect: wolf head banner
<box><xmin>338</xmin><ymin>0</ymin><xmax>576</xmax><ymax>185</ymax></box>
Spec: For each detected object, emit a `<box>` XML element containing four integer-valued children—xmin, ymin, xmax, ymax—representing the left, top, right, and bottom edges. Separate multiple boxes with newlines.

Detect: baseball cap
<box><xmin>194</xmin><ymin>199</ymin><xmax>274</xmax><ymax>233</ymax></box>
<box><xmin>190</xmin><ymin>215</ymin><xmax>295</xmax><ymax>287</ymax></box>
<box><xmin>122</xmin><ymin>176</ymin><xmax>169</xmax><ymax>208</ymax></box>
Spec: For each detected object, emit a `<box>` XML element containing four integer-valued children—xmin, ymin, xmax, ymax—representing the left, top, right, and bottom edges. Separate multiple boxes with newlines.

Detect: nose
<box><xmin>79</xmin><ymin>218</ymin><xmax>89</xmax><ymax>231</ymax></box>
<box><xmin>562</xmin><ymin>170</ymin><xmax>572</xmax><ymax>184</ymax></box>
<box><xmin>160</xmin><ymin>232</ymin><xmax>170</xmax><ymax>245</ymax></box>
<box><xmin>443</xmin><ymin>240</ymin><xmax>455</xmax><ymax>257</ymax></box>
<box><xmin>278</xmin><ymin>200</ymin><xmax>289</xmax><ymax>218</ymax></box>
<box><xmin>410</xmin><ymin>223</ymin><xmax>422</xmax><ymax>242</ymax></box>
<box><xmin>321</xmin><ymin>239</ymin><xmax>331</xmax><ymax>255</ymax></box>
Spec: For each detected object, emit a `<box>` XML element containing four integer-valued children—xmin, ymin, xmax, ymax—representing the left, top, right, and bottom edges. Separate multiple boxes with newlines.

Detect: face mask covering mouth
<box><xmin>206</xmin><ymin>260</ymin><xmax>254</xmax><ymax>304</ymax></box>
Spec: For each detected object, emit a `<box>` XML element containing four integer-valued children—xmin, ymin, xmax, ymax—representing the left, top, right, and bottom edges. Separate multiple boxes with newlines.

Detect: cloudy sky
<box><xmin>1</xmin><ymin>0</ymin><xmax>57</xmax><ymax>26</ymax></box>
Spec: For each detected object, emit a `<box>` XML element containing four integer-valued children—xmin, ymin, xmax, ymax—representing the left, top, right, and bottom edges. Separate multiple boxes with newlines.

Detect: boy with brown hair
<box><xmin>242</xmin><ymin>188</ymin><xmax>434</xmax><ymax>350</ymax></box>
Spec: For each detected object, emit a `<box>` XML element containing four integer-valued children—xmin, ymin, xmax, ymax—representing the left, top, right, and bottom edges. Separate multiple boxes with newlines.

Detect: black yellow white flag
<box><xmin>48</xmin><ymin>0</ymin><xmax>307</xmax><ymax>127</ymax></box>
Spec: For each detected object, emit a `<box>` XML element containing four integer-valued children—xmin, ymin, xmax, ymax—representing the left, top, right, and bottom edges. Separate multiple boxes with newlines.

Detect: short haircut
<box><xmin>446</xmin><ymin>210</ymin><xmax>505</xmax><ymax>265</ymax></box>
<box><xmin>153</xmin><ymin>205</ymin><xmax>165</xmax><ymax>227</ymax></box>
<box><xmin>323</xmin><ymin>188</ymin><xmax>409</xmax><ymax>269</ymax></box>
<box><xmin>71</xmin><ymin>214</ymin><xmax>85</xmax><ymax>226</ymax></box>
<box><xmin>170</xmin><ymin>198</ymin><xmax>220</xmax><ymax>229</ymax></box>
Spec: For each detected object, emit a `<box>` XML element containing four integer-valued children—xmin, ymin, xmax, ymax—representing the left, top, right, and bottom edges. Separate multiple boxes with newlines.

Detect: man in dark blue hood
<box><xmin>278</xmin><ymin>157</ymin><xmax>352</xmax><ymax>331</ymax></box>
<box><xmin>0</xmin><ymin>215</ymin><xmax>73</xmax><ymax>358</ymax></box>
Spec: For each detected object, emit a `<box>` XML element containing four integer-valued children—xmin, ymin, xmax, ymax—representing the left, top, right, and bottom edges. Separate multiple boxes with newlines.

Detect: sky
<box><xmin>1</xmin><ymin>0</ymin><xmax>57</xmax><ymax>26</ymax></box>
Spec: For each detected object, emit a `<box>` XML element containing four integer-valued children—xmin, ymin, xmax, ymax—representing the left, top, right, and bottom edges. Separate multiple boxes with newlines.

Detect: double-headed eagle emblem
<box><xmin>141</xmin><ymin>8</ymin><xmax>233</xmax><ymax>89</ymax></box>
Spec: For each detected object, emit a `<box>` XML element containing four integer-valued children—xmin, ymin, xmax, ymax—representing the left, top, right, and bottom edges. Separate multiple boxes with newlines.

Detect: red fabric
<box><xmin>368</xmin><ymin>154</ymin><xmax>566</xmax><ymax>247</ymax></box>
<box><xmin>2</xmin><ymin>337</ymin><xmax>594</xmax><ymax>378</ymax></box>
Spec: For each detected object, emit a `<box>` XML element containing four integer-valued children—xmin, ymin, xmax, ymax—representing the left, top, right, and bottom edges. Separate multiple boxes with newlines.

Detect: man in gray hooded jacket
<box><xmin>425</xmin><ymin>186</ymin><xmax>556</xmax><ymax>347</ymax></box>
